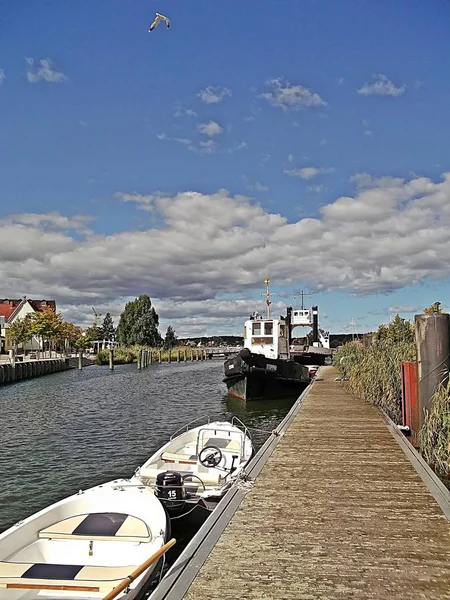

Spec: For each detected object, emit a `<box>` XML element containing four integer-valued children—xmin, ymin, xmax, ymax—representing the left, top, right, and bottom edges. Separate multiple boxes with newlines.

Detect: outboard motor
<box><xmin>155</xmin><ymin>471</ymin><xmax>186</xmax><ymax>513</ymax></box>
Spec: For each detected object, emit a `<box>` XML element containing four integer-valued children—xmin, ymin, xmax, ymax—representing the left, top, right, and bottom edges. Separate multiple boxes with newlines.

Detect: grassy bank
<box><xmin>334</xmin><ymin>339</ymin><xmax>416</xmax><ymax>424</ymax></box>
<box><xmin>95</xmin><ymin>345</ymin><xmax>202</xmax><ymax>365</ymax></box>
<box><xmin>333</xmin><ymin>324</ymin><xmax>449</xmax><ymax>487</ymax></box>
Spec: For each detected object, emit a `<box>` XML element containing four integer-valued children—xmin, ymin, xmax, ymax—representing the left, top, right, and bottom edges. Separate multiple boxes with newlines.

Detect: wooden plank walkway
<box><xmin>184</xmin><ymin>366</ymin><xmax>450</xmax><ymax>600</ymax></box>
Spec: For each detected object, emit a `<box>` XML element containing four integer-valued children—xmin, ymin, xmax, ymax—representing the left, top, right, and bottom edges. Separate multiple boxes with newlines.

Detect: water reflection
<box><xmin>0</xmin><ymin>361</ymin><xmax>297</xmax><ymax>532</ymax></box>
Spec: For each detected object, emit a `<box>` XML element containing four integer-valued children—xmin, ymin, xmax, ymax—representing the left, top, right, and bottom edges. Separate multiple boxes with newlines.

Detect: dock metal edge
<box><xmin>380</xmin><ymin>409</ymin><xmax>450</xmax><ymax>522</ymax></box>
<box><xmin>148</xmin><ymin>374</ymin><xmax>317</xmax><ymax>600</ymax></box>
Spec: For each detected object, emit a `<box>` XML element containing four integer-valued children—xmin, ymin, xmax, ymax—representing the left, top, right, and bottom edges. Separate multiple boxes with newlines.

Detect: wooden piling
<box><xmin>415</xmin><ymin>312</ymin><xmax>450</xmax><ymax>431</ymax></box>
<box><xmin>158</xmin><ymin>350</ymin><xmax>162</xmax><ymax>363</ymax></box>
<box><xmin>109</xmin><ymin>348</ymin><xmax>114</xmax><ymax>370</ymax></box>
<box><xmin>78</xmin><ymin>350</ymin><xmax>83</xmax><ymax>370</ymax></box>
<box><xmin>137</xmin><ymin>348</ymin><xmax>142</xmax><ymax>370</ymax></box>
<box><xmin>177</xmin><ymin>349</ymin><xmax>180</xmax><ymax>362</ymax></box>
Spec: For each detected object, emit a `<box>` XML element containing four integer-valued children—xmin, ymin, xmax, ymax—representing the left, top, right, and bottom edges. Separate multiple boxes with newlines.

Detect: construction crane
<box><xmin>92</xmin><ymin>308</ymin><xmax>102</xmax><ymax>328</ymax></box>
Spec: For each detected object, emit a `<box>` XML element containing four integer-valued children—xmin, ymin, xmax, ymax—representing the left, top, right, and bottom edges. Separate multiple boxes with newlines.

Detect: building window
<box><xmin>264</xmin><ymin>322</ymin><xmax>273</xmax><ymax>336</ymax></box>
<box><xmin>252</xmin><ymin>322</ymin><xmax>261</xmax><ymax>335</ymax></box>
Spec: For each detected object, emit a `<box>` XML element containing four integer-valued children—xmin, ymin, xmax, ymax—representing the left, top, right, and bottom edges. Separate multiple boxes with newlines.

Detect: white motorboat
<box><xmin>131</xmin><ymin>417</ymin><xmax>253</xmax><ymax>525</ymax></box>
<box><xmin>0</xmin><ymin>479</ymin><xmax>171</xmax><ymax>599</ymax></box>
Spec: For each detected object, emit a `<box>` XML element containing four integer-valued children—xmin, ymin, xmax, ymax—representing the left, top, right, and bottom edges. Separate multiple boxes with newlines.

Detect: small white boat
<box><xmin>0</xmin><ymin>479</ymin><xmax>171</xmax><ymax>599</ymax></box>
<box><xmin>131</xmin><ymin>417</ymin><xmax>253</xmax><ymax>525</ymax></box>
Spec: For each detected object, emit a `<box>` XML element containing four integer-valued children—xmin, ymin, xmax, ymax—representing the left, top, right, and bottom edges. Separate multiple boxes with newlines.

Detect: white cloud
<box><xmin>173</xmin><ymin>102</ymin><xmax>197</xmax><ymax>117</ymax></box>
<box><xmin>4</xmin><ymin>173</ymin><xmax>450</xmax><ymax>333</ymax></box>
<box><xmin>350</xmin><ymin>172</ymin><xmax>405</xmax><ymax>190</ymax></box>
<box><xmin>247</xmin><ymin>181</ymin><xmax>269</xmax><ymax>192</ymax></box>
<box><xmin>197</xmin><ymin>86</ymin><xmax>231</xmax><ymax>104</ymax></box>
<box><xmin>189</xmin><ymin>139</ymin><xmax>216</xmax><ymax>155</ymax></box>
<box><xmin>259</xmin><ymin>78</ymin><xmax>326</xmax><ymax>111</ymax></box>
<box><xmin>156</xmin><ymin>133</ymin><xmax>192</xmax><ymax>147</ymax></box>
<box><xmin>308</xmin><ymin>185</ymin><xmax>325</xmax><ymax>193</ymax></box>
<box><xmin>357</xmin><ymin>74</ymin><xmax>405</xmax><ymax>97</ymax></box>
<box><xmin>26</xmin><ymin>58</ymin><xmax>67</xmax><ymax>84</ymax></box>
<box><xmin>116</xmin><ymin>192</ymin><xmax>158</xmax><ymax>212</ymax></box>
<box><xmin>157</xmin><ymin>131</ymin><xmax>218</xmax><ymax>155</ymax></box>
<box><xmin>287</xmin><ymin>154</ymin><xmax>294</xmax><ymax>163</ymax></box>
<box><xmin>226</xmin><ymin>141</ymin><xmax>247</xmax><ymax>154</ymax></box>
<box><xmin>0</xmin><ymin>69</ymin><xmax>5</xmax><ymax>85</ymax></box>
<box><xmin>197</xmin><ymin>121</ymin><xmax>223</xmax><ymax>136</ymax></box>
<box><xmin>284</xmin><ymin>166</ymin><xmax>334</xmax><ymax>180</ymax></box>
<box><xmin>388</xmin><ymin>305</ymin><xmax>421</xmax><ymax>314</ymax></box>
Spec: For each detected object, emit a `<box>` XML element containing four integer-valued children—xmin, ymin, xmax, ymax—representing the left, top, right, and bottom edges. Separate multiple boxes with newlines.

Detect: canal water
<box><xmin>0</xmin><ymin>360</ymin><xmax>297</xmax><ymax>533</ymax></box>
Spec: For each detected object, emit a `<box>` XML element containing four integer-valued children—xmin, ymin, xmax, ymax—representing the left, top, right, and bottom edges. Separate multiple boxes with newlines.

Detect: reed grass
<box><xmin>418</xmin><ymin>382</ymin><xmax>450</xmax><ymax>484</ymax></box>
<box><xmin>95</xmin><ymin>345</ymin><xmax>202</xmax><ymax>365</ymax></box>
<box><xmin>334</xmin><ymin>339</ymin><xmax>416</xmax><ymax>424</ymax></box>
<box><xmin>334</xmin><ymin>336</ymin><xmax>450</xmax><ymax>488</ymax></box>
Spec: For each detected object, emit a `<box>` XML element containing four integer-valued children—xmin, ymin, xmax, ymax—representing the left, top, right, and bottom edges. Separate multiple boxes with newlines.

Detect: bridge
<box><xmin>202</xmin><ymin>346</ymin><xmax>242</xmax><ymax>359</ymax></box>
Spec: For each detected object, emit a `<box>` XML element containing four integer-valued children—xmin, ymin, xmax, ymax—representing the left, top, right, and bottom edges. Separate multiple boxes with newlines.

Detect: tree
<box><xmin>84</xmin><ymin>325</ymin><xmax>102</xmax><ymax>344</ymax></box>
<box><xmin>117</xmin><ymin>295</ymin><xmax>162</xmax><ymax>347</ymax></box>
<box><xmin>376</xmin><ymin>314</ymin><xmax>414</xmax><ymax>344</ymax></box>
<box><xmin>30</xmin><ymin>308</ymin><xmax>63</xmax><ymax>356</ymax></box>
<box><xmin>7</xmin><ymin>314</ymin><xmax>33</xmax><ymax>352</ymax></box>
<box><xmin>100</xmin><ymin>312</ymin><xmax>115</xmax><ymax>341</ymax></box>
<box><xmin>163</xmin><ymin>325</ymin><xmax>177</xmax><ymax>349</ymax></box>
<box><xmin>57</xmin><ymin>321</ymin><xmax>84</xmax><ymax>353</ymax></box>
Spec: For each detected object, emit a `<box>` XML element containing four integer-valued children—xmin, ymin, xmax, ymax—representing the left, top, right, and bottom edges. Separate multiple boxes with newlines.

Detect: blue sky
<box><xmin>1</xmin><ymin>0</ymin><xmax>450</xmax><ymax>337</ymax></box>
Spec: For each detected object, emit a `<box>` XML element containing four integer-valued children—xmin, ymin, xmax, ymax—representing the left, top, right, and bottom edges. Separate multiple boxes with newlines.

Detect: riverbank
<box><xmin>0</xmin><ymin>357</ymin><xmax>73</xmax><ymax>385</ymax></box>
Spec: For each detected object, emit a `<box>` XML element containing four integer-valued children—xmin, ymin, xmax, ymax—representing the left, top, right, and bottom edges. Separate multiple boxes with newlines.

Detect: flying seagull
<box><xmin>148</xmin><ymin>12</ymin><xmax>171</xmax><ymax>32</ymax></box>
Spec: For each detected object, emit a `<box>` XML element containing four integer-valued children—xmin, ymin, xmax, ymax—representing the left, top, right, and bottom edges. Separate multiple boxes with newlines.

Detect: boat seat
<box><xmin>139</xmin><ymin>468</ymin><xmax>223</xmax><ymax>487</ymax></box>
<box><xmin>199</xmin><ymin>438</ymin><xmax>241</xmax><ymax>454</ymax></box>
<box><xmin>0</xmin><ymin>561</ymin><xmax>137</xmax><ymax>592</ymax></box>
<box><xmin>39</xmin><ymin>512</ymin><xmax>152</xmax><ymax>542</ymax></box>
<box><xmin>161</xmin><ymin>451</ymin><xmax>197</xmax><ymax>465</ymax></box>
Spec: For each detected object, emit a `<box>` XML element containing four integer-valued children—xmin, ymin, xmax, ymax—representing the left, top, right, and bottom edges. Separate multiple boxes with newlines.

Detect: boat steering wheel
<box><xmin>199</xmin><ymin>445</ymin><xmax>223</xmax><ymax>468</ymax></box>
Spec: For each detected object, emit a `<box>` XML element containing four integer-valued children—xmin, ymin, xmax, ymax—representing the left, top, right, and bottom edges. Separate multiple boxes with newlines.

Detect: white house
<box><xmin>0</xmin><ymin>297</ymin><xmax>57</xmax><ymax>354</ymax></box>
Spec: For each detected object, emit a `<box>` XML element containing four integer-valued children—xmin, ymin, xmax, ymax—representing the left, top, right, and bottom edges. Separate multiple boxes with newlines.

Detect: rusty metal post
<box><xmin>401</xmin><ymin>362</ymin><xmax>419</xmax><ymax>447</ymax></box>
<box><xmin>414</xmin><ymin>313</ymin><xmax>450</xmax><ymax>432</ymax></box>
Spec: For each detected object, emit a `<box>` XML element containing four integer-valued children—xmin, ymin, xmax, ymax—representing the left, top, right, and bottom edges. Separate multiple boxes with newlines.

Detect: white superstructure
<box><xmin>243</xmin><ymin>312</ymin><xmax>290</xmax><ymax>359</ymax></box>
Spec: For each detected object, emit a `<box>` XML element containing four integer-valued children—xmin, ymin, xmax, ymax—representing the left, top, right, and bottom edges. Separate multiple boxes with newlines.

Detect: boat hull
<box><xmin>223</xmin><ymin>350</ymin><xmax>310</xmax><ymax>401</ymax></box>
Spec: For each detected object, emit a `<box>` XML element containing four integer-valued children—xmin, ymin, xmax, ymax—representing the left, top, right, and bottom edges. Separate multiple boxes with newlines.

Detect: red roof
<box><xmin>0</xmin><ymin>300</ymin><xmax>22</xmax><ymax>321</ymax></box>
<box><xmin>0</xmin><ymin>298</ymin><xmax>56</xmax><ymax>322</ymax></box>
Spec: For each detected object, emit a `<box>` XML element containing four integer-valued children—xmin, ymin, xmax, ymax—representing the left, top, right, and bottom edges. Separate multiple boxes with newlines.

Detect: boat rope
<box><xmin>233</xmin><ymin>476</ymin><xmax>255</xmax><ymax>493</ymax></box>
<box><xmin>169</xmin><ymin>504</ymin><xmax>202</xmax><ymax>520</ymax></box>
<box><xmin>246</xmin><ymin>426</ymin><xmax>283</xmax><ymax>437</ymax></box>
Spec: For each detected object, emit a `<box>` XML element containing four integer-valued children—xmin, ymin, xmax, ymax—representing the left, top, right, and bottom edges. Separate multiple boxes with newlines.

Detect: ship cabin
<box><xmin>243</xmin><ymin>313</ymin><xmax>289</xmax><ymax>360</ymax></box>
<box><xmin>291</xmin><ymin>308</ymin><xmax>313</xmax><ymax>327</ymax></box>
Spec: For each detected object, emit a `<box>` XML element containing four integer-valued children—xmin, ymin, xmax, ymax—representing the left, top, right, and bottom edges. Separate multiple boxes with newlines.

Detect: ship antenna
<box><xmin>293</xmin><ymin>289</ymin><xmax>313</xmax><ymax>310</ymax></box>
<box><xmin>261</xmin><ymin>278</ymin><xmax>276</xmax><ymax>319</ymax></box>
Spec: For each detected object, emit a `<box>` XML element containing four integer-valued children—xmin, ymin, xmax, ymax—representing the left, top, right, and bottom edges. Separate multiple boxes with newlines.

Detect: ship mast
<box><xmin>293</xmin><ymin>289</ymin><xmax>312</xmax><ymax>310</ymax></box>
<box><xmin>261</xmin><ymin>278</ymin><xmax>275</xmax><ymax>319</ymax></box>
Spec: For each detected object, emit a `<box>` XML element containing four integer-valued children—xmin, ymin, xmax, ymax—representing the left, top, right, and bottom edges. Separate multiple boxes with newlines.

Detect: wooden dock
<box><xmin>180</xmin><ymin>366</ymin><xmax>450</xmax><ymax>599</ymax></box>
